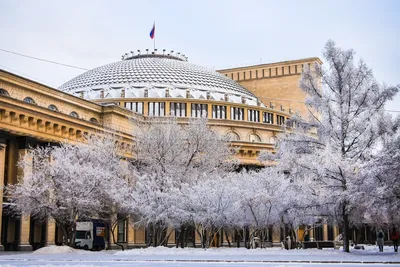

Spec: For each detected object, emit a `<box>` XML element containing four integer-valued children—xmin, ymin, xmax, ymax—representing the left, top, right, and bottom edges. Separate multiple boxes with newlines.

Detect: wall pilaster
<box><xmin>0</xmin><ymin>142</ymin><xmax>6</xmax><ymax>251</ymax></box>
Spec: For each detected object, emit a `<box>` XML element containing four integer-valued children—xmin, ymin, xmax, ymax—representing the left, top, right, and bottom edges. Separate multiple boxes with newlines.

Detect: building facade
<box><xmin>0</xmin><ymin>51</ymin><xmax>353</xmax><ymax>250</ymax></box>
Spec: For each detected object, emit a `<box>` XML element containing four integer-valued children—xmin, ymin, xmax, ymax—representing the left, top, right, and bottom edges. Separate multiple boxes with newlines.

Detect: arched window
<box><xmin>48</xmin><ymin>104</ymin><xmax>59</xmax><ymax>112</ymax></box>
<box><xmin>69</xmin><ymin>111</ymin><xmax>79</xmax><ymax>118</ymax></box>
<box><xmin>23</xmin><ymin>97</ymin><xmax>36</xmax><ymax>104</ymax></box>
<box><xmin>0</xmin><ymin>89</ymin><xmax>10</xmax><ymax>97</ymax></box>
<box><xmin>227</xmin><ymin>132</ymin><xmax>240</xmax><ymax>141</ymax></box>
<box><xmin>249</xmin><ymin>133</ymin><xmax>261</xmax><ymax>143</ymax></box>
<box><xmin>90</xmin><ymin>117</ymin><xmax>99</xmax><ymax>124</ymax></box>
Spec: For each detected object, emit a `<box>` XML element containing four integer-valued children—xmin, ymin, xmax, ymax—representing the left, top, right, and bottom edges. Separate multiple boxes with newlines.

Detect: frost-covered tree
<box><xmin>361</xmin><ymin>119</ymin><xmax>400</xmax><ymax>226</ymax></box>
<box><xmin>270</xmin><ymin>40</ymin><xmax>399</xmax><ymax>252</ymax></box>
<box><xmin>6</xmin><ymin>135</ymin><xmax>134</xmax><ymax>248</ymax></box>
<box><xmin>131</xmin><ymin>117</ymin><xmax>236</xmax><ymax>246</ymax></box>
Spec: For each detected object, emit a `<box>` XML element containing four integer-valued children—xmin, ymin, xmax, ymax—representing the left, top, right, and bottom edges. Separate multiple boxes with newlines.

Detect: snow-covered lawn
<box><xmin>0</xmin><ymin>245</ymin><xmax>399</xmax><ymax>266</ymax></box>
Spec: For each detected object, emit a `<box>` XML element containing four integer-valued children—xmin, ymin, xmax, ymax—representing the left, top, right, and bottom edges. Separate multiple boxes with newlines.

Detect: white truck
<box><xmin>75</xmin><ymin>220</ymin><xmax>106</xmax><ymax>251</ymax></box>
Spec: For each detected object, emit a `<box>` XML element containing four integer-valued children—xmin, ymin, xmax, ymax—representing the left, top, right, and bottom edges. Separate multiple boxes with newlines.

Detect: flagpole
<box><xmin>153</xmin><ymin>21</ymin><xmax>156</xmax><ymax>52</ymax></box>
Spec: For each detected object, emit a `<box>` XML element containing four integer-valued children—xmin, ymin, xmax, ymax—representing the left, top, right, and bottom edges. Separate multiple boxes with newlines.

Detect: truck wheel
<box><xmin>83</xmin><ymin>245</ymin><xmax>89</xmax><ymax>250</ymax></box>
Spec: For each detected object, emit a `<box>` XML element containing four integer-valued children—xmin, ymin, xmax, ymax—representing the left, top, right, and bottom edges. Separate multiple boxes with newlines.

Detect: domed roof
<box><xmin>59</xmin><ymin>53</ymin><xmax>259</xmax><ymax>105</ymax></box>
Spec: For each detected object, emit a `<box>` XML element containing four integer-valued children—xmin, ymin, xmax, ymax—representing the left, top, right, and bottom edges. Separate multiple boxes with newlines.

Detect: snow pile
<box><xmin>33</xmin><ymin>245</ymin><xmax>80</xmax><ymax>254</ymax></box>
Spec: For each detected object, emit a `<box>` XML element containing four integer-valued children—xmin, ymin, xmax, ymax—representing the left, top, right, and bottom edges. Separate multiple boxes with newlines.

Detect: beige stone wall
<box><xmin>218</xmin><ymin>58</ymin><xmax>322</xmax><ymax>118</ymax></box>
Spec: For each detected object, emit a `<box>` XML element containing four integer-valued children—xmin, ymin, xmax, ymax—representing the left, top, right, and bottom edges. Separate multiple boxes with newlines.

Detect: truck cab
<box><xmin>75</xmin><ymin>220</ymin><xmax>106</xmax><ymax>251</ymax></box>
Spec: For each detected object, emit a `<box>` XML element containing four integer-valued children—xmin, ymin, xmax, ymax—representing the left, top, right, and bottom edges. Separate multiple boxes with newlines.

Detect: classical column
<box><xmin>46</xmin><ymin>218</ymin><xmax>56</xmax><ymax>246</ymax></box>
<box><xmin>323</xmin><ymin>224</ymin><xmax>328</xmax><ymax>241</ymax></box>
<box><xmin>207</xmin><ymin>104</ymin><xmax>212</xmax><ymax>119</ymax></box>
<box><xmin>333</xmin><ymin>226</ymin><xmax>339</xmax><ymax>240</ymax></box>
<box><xmin>272</xmin><ymin>227</ymin><xmax>281</xmax><ymax>245</ymax></box>
<box><xmin>167</xmin><ymin>228</ymin><xmax>175</xmax><ymax>246</ymax></box>
<box><xmin>0</xmin><ymin>142</ymin><xmax>6</xmax><ymax>251</ymax></box>
<box><xmin>17</xmin><ymin>148</ymin><xmax>32</xmax><ymax>251</ymax></box>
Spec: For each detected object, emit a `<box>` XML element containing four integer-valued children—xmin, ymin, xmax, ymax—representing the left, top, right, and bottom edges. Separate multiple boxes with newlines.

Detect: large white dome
<box><xmin>59</xmin><ymin>54</ymin><xmax>259</xmax><ymax>105</ymax></box>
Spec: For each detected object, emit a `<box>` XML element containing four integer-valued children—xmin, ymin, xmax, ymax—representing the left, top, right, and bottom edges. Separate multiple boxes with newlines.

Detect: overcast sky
<box><xmin>0</xmin><ymin>0</ymin><xmax>399</xmax><ymax>111</ymax></box>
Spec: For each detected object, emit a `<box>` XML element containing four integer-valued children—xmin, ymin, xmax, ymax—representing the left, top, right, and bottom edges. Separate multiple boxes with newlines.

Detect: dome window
<box><xmin>69</xmin><ymin>111</ymin><xmax>79</xmax><ymax>118</ymax></box>
<box><xmin>0</xmin><ymin>88</ymin><xmax>10</xmax><ymax>97</ymax></box>
<box><xmin>227</xmin><ymin>132</ymin><xmax>240</xmax><ymax>141</ymax></box>
<box><xmin>249</xmin><ymin>133</ymin><xmax>261</xmax><ymax>143</ymax></box>
<box><xmin>90</xmin><ymin>117</ymin><xmax>99</xmax><ymax>124</ymax></box>
<box><xmin>48</xmin><ymin>105</ymin><xmax>59</xmax><ymax>112</ymax></box>
<box><xmin>23</xmin><ymin>97</ymin><xmax>36</xmax><ymax>104</ymax></box>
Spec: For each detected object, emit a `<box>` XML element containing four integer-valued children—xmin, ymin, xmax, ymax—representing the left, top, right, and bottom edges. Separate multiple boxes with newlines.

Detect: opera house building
<box><xmin>0</xmin><ymin>50</ymin><xmax>322</xmax><ymax>250</ymax></box>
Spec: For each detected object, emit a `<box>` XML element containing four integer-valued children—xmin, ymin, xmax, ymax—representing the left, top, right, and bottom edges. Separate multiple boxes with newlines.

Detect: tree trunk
<box><xmin>343</xmin><ymin>204</ymin><xmax>350</xmax><ymax>253</ymax></box>
<box><xmin>224</xmin><ymin>230</ymin><xmax>231</xmax><ymax>248</ymax></box>
<box><xmin>111</xmin><ymin>222</ymin><xmax>124</xmax><ymax>251</ymax></box>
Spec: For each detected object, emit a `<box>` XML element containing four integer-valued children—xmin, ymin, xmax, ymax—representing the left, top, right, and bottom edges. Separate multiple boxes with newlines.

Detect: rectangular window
<box><xmin>275</xmin><ymin>67</ymin><xmax>278</xmax><ymax>76</ymax></box>
<box><xmin>250</xmin><ymin>71</ymin><xmax>252</xmax><ymax>79</ymax></box>
<box><xmin>295</xmin><ymin>65</ymin><xmax>298</xmax><ymax>73</ymax></box>
<box><xmin>282</xmin><ymin>67</ymin><xmax>284</xmax><ymax>75</ymax></box>
<box><xmin>248</xmin><ymin>109</ymin><xmax>260</xmax><ymax>122</ymax></box>
<box><xmin>170</xmin><ymin>102</ymin><xmax>187</xmax><ymax>117</ymax></box>
<box><xmin>124</xmin><ymin>102</ymin><xmax>144</xmax><ymax>114</ymax></box>
<box><xmin>288</xmin><ymin>66</ymin><xmax>291</xmax><ymax>74</ymax></box>
<box><xmin>148</xmin><ymin>102</ymin><xmax>165</xmax><ymax>116</ymax></box>
<box><xmin>230</xmin><ymin>107</ymin><xmax>244</xmax><ymax>120</ymax></box>
<box><xmin>262</xmin><ymin>69</ymin><xmax>265</xmax><ymax>77</ymax></box>
<box><xmin>277</xmin><ymin>115</ymin><xmax>285</xmax><ymax>125</ymax></box>
<box><xmin>231</xmin><ymin>73</ymin><xmax>234</xmax><ymax>79</ymax></box>
<box><xmin>269</xmin><ymin>68</ymin><xmax>271</xmax><ymax>77</ymax></box>
<box><xmin>237</xmin><ymin>72</ymin><xmax>240</xmax><ymax>80</ymax></box>
<box><xmin>117</xmin><ymin>219</ymin><xmax>127</xmax><ymax>243</ymax></box>
<box><xmin>191</xmin><ymin>103</ymin><xmax>208</xmax><ymax>118</ymax></box>
<box><xmin>263</xmin><ymin>112</ymin><xmax>274</xmax><ymax>124</ymax></box>
<box><xmin>255</xmin><ymin>70</ymin><xmax>258</xmax><ymax>78</ymax></box>
<box><xmin>243</xmin><ymin>71</ymin><xmax>246</xmax><ymax>80</ymax></box>
<box><xmin>212</xmin><ymin>105</ymin><xmax>226</xmax><ymax>119</ymax></box>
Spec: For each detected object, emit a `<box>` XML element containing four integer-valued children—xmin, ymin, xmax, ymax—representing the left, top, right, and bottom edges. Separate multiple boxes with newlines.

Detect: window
<box><xmin>295</xmin><ymin>65</ymin><xmax>298</xmax><ymax>73</ymax></box>
<box><xmin>282</xmin><ymin>67</ymin><xmax>284</xmax><ymax>75</ymax></box>
<box><xmin>277</xmin><ymin>115</ymin><xmax>285</xmax><ymax>125</ymax></box>
<box><xmin>231</xmin><ymin>73</ymin><xmax>233</xmax><ymax>79</ymax></box>
<box><xmin>170</xmin><ymin>102</ymin><xmax>186</xmax><ymax>117</ymax></box>
<box><xmin>249</xmin><ymin>133</ymin><xmax>261</xmax><ymax>142</ymax></box>
<box><xmin>124</xmin><ymin>102</ymin><xmax>143</xmax><ymax>114</ymax></box>
<box><xmin>255</xmin><ymin>70</ymin><xmax>258</xmax><ymax>78</ymax></box>
<box><xmin>0</xmin><ymin>89</ymin><xmax>10</xmax><ymax>97</ymax></box>
<box><xmin>288</xmin><ymin>66</ymin><xmax>291</xmax><ymax>74</ymax></box>
<box><xmin>48</xmin><ymin>105</ymin><xmax>58</xmax><ymax>112</ymax></box>
<box><xmin>275</xmin><ymin>67</ymin><xmax>278</xmax><ymax>76</ymax></box>
<box><xmin>243</xmin><ymin>71</ymin><xmax>246</xmax><ymax>80</ymax></box>
<box><xmin>262</xmin><ymin>69</ymin><xmax>265</xmax><ymax>77</ymax></box>
<box><xmin>237</xmin><ymin>73</ymin><xmax>240</xmax><ymax>80</ymax></box>
<box><xmin>231</xmin><ymin>107</ymin><xmax>244</xmax><ymax>120</ymax></box>
<box><xmin>248</xmin><ymin>109</ymin><xmax>260</xmax><ymax>122</ymax></box>
<box><xmin>263</xmin><ymin>112</ymin><xmax>274</xmax><ymax>124</ymax></box>
<box><xmin>23</xmin><ymin>97</ymin><xmax>36</xmax><ymax>104</ymax></box>
<box><xmin>90</xmin><ymin>118</ymin><xmax>99</xmax><ymax>124</ymax></box>
<box><xmin>249</xmin><ymin>71</ymin><xmax>252</xmax><ymax>79</ymax></box>
<box><xmin>69</xmin><ymin>111</ymin><xmax>79</xmax><ymax>118</ymax></box>
<box><xmin>117</xmin><ymin>219</ymin><xmax>127</xmax><ymax>243</ymax></box>
<box><xmin>227</xmin><ymin>132</ymin><xmax>240</xmax><ymax>141</ymax></box>
<box><xmin>269</xmin><ymin>68</ymin><xmax>271</xmax><ymax>77</ymax></box>
<box><xmin>212</xmin><ymin>105</ymin><xmax>226</xmax><ymax>119</ymax></box>
<box><xmin>191</xmin><ymin>103</ymin><xmax>207</xmax><ymax>118</ymax></box>
<box><xmin>148</xmin><ymin>102</ymin><xmax>165</xmax><ymax>116</ymax></box>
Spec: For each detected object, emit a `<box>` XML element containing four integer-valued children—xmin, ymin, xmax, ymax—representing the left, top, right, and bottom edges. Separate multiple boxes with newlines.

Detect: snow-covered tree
<box><xmin>131</xmin><ymin>117</ymin><xmax>236</xmax><ymax>246</ymax></box>
<box><xmin>6</xmin><ymin>135</ymin><xmax>135</xmax><ymax>248</ymax></box>
<box><xmin>361</xmin><ymin>119</ymin><xmax>400</xmax><ymax>226</ymax></box>
<box><xmin>269</xmin><ymin>40</ymin><xmax>399</xmax><ymax>252</ymax></box>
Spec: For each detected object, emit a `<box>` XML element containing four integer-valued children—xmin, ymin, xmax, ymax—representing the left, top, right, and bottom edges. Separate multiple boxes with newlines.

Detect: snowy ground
<box><xmin>0</xmin><ymin>245</ymin><xmax>399</xmax><ymax>266</ymax></box>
